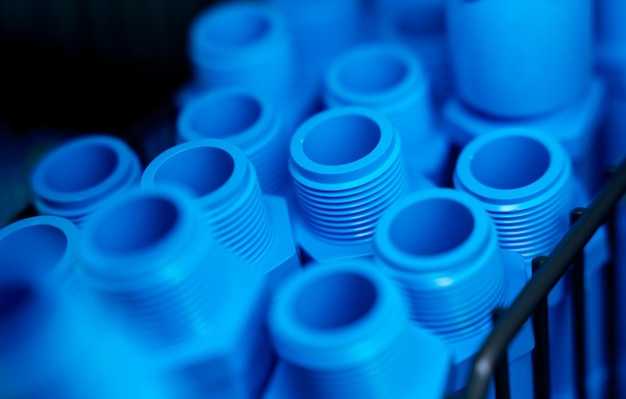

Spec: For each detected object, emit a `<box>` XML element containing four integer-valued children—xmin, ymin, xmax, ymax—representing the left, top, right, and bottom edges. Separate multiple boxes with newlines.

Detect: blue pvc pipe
<box><xmin>270</xmin><ymin>0</ymin><xmax>365</xmax><ymax>88</ymax></box>
<box><xmin>142</xmin><ymin>139</ymin><xmax>274</xmax><ymax>265</ymax></box>
<box><xmin>446</xmin><ymin>0</ymin><xmax>592</xmax><ymax>118</ymax></box>
<box><xmin>176</xmin><ymin>88</ymin><xmax>290</xmax><ymax>194</ymax></box>
<box><xmin>323</xmin><ymin>43</ymin><xmax>449</xmax><ymax>185</ymax></box>
<box><xmin>0</xmin><ymin>216</ymin><xmax>79</xmax><ymax>284</ymax></box>
<box><xmin>373</xmin><ymin>188</ymin><xmax>534</xmax><ymax>396</ymax></box>
<box><xmin>267</xmin><ymin>260</ymin><xmax>451</xmax><ymax>398</ymax></box>
<box><xmin>289</xmin><ymin>107</ymin><xmax>410</xmax><ymax>246</ymax></box>
<box><xmin>454</xmin><ymin>129</ymin><xmax>574</xmax><ymax>266</ymax></box>
<box><xmin>30</xmin><ymin>135</ymin><xmax>141</xmax><ymax>227</ymax></box>
<box><xmin>189</xmin><ymin>2</ymin><xmax>294</xmax><ymax>102</ymax></box>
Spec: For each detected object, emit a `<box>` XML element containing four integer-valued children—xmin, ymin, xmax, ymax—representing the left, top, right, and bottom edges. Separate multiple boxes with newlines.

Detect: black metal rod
<box><xmin>493</xmin><ymin>308</ymin><xmax>511</xmax><ymax>399</ymax></box>
<box><xmin>570</xmin><ymin>208</ymin><xmax>587</xmax><ymax>399</ymax></box>
<box><xmin>606</xmin><ymin>208</ymin><xmax>618</xmax><ymax>399</ymax></box>
<box><xmin>462</xmin><ymin>158</ymin><xmax>626</xmax><ymax>399</ymax></box>
<box><xmin>531</xmin><ymin>256</ymin><xmax>551</xmax><ymax>399</ymax></box>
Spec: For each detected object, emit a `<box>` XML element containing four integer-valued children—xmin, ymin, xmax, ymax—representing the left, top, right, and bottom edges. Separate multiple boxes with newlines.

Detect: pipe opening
<box><xmin>153</xmin><ymin>146</ymin><xmax>235</xmax><ymax>197</ymax></box>
<box><xmin>43</xmin><ymin>143</ymin><xmax>118</xmax><ymax>193</ymax></box>
<box><xmin>92</xmin><ymin>196</ymin><xmax>179</xmax><ymax>255</ymax></box>
<box><xmin>390</xmin><ymin>198</ymin><xmax>475</xmax><ymax>256</ymax></box>
<box><xmin>293</xmin><ymin>272</ymin><xmax>377</xmax><ymax>330</ymax></box>
<box><xmin>337</xmin><ymin>52</ymin><xmax>408</xmax><ymax>94</ymax></box>
<box><xmin>203</xmin><ymin>8</ymin><xmax>271</xmax><ymax>47</ymax></box>
<box><xmin>0</xmin><ymin>225</ymin><xmax>68</xmax><ymax>273</ymax></box>
<box><xmin>303</xmin><ymin>114</ymin><xmax>381</xmax><ymax>166</ymax></box>
<box><xmin>189</xmin><ymin>94</ymin><xmax>262</xmax><ymax>138</ymax></box>
<box><xmin>470</xmin><ymin>136</ymin><xmax>551</xmax><ymax>190</ymax></box>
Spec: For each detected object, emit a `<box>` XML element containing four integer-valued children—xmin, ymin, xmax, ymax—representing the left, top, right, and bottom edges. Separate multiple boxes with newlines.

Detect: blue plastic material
<box><xmin>141</xmin><ymin>139</ymin><xmax>299</xmax><ymax>295</ymax></box>
<box><xmin>597</xmin><ymin>0</ymin><xmax>626</xmax><ymax>98</ymax></box>
<box><xmin>373</xmin><ymin>188</ymin><xmax>534</xmax><ymax>396</ymax></box>
<box><xmin>323</xmin><ymin>43</ymin><xmax>450</xmax><ymax>185</ymax></box>
<box><xmin>270</xmin><ymin>0</ymin><xmax>366</xmax><ymax>89</ymax></box>
<box><xmin>375</xmin><ymin>0</ymin><xmax>451</xmax><ymax>104</ymax></box>
<box><xmin>289</xmin><ymin>107</ymin><xmax>421</xmax><ymax>263</ymax></box>
<box><xmin>176</xmin><ymin>87</ymin><xmax>290</xmax><ymax>194</ymax></box>
<box><xmin>188</xmin><ymin>2</ymin><xmax>293</xmax><ymax>103</ymax></box>
<box><xmin>77</xmin><ymin>186</ymin><xmax>275</xmax><ymax>398</ymax></box>
<box><xmin>0</xmin><ymin>278</ymin><xmax>179</xmax><ymax>399</ymax></box>
<box><xmin>444</xmin><ymin>78</ymin><xmax>606</xmax><ymax>194</ymax></box>
<box><xmin>446</xmin><ymin>0</ymin><xmax>592</xmax><ymax>118</ymax></box>
<box><xmin>30</xmin><ymin>134</ymin><xmax>141</xmax><ymax>227</ymax></box>
<box><xmin>264</xmin><ymin>260</ymin><xmax>451</xmax><ymax>399</ymax></box>
<box><xmin>0</xmin><ymin>215</ymin><xmax>79</xmax><ymax>286</ymax></box>
<box><xmin>454</xmin><ymin>130</ymin><xmax>610</xmax><ymax>398</ymax></box>
<box><xmin>454</xmin><ymin>129</ymin><xmax>574</xmax><ymax>269</ymax></box>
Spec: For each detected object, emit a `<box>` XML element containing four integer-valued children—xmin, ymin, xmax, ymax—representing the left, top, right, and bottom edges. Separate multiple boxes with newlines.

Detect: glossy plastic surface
<box><xmin>324</xmin><ymin>43</ymin><xmax>450</xmax><ymax>185</ymax></box>
<box><xmin>176</xmin><ymin>87</ymin><xmax>290</xmax><ymax>194</ymax></box>
<box><xmin>289</xmin><ymin>107</ymin><xmax>412</xmax><ymax>262</ymax></box>
<box><xmin>78</xmin><ymin>186</ymin><xmax>275</xmax><ymax>398</ymax></box>
<box><xmin>373</xmin><ymin>188</ymin><xmax>534</xmax><ymax>396</ymax></box>
<box><xmin>446</xmin><ymin>0</ymin><xmax>592</xmax><ymax>118</ymax></box>
<box><xmin>142</xmin><ymin>139</ymin><xmax>300</xmax><ymax>294</ymax></box>
<box><xmin>265</xmin><ymin>260</ymin><xmax>451</xmax><ymax>399</ymax></box>
<box><xmin>30</xmin><ymin>134</ymin><xmax>141</xmax><ymax>226</ymax></box>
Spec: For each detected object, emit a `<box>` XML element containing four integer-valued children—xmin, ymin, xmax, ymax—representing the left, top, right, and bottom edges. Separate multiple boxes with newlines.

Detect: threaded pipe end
<box><xmin>30</xmin><ymin>135</ymin><xmax>141</xmax><ymax>226</ymax></box>
<box><xmin>454</xmin><ymin>129</ymin><xmax>574</xmax><ymax>260</ymax></box>
<box><xmin>142</xmin><ymin>139</ymin><xmax>274</xmax><ymax>264</ymax></box>
<box><xmin>269</xmin><ymin>261</ymin><xmax>428</xmax><ymax>398</ymax></box>
<box><xmin>324</xmin><ymin>43</ymin><xmax>433</xmax><ymax>153</ymax></box>
<box><xmin>374</xmin><ymin>189</ymin><xmax>508</xmax><ymax>340</ymax></box>
<box><xmin>289</xmin><ymin>107</ymin><xmax>409</xmax><ymax>243</ymax></box>
<box><xmin>189</xmin><ymin>2</ymin><xmax>294</xmax><ymax>100</ymax></box>
<box><xmin>176</xmin><ymin>87</ymin><xmax>289</xmax><ymax>194</ymax></box>
<box><xmin>79</xmin><ymin>187</ymin><xmax>226</xmax><ymax>347</ymax></box>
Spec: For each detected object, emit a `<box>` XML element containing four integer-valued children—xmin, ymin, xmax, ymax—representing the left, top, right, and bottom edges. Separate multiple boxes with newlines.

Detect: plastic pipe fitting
<box><xmin>270</xmin><ymin>0</ymin><xmax>365</xmax><ymax>89</ymax></box>
<box><xmin>0</xmin><ymin>278</ymin><xmax>179</xmax><ymax>399</ymax></box>
<box><xmin>264</xmin><ymin>260</ymin><xmax>451</xmax><ymax>399</ymax></box>
<box><xmin>454</xmin><ymin>129</ymin><xmax>610</xmax><ymax>398</ymax></box>
<box><xmin>30</xmin><ymin>134</ymin><xmax>141</xmax><ymax>227</ymax></box>
<box><xmin>446</xmin><ymin>0</ymin><xmax>592</xmax><ymax>118</ymax></box>
<box><xmin>288</xmin><ymin>107</ymin><xmax>417</xmax><ymax>263</ymax></box>
<box><xmin>0</xmin><ymin>215</ymin><xmax>79</xmax><ymax>288</ymax></box>
<box><xmin>376</xmin><ymin>0</ymin><xmax>451</xmax><ymax>105</ymax></box>
<box><xmin>142</xmin><ymin>139</ymin><xmax>299</xmax><ymax>295</ymax></box>
<box><xmin>323</xmin><ymin>43</ymin><xmax>450</xmax><ymax>185</ymax></box>
<box><xmin>597</xmin><ymin>0</ymin><xmax>626</xmax><ymax>98</ymax></box>
<box><xmin>373</xmin><ymin>188</ymin><xmax>534</xmax><ymax>396</ymax></box>
<box><xmin>77</xmin><ymin>186</ymin><xmax>275</xmax><ymax>398</ymax></box>
<box><xmin>443</xmin><ymin>78</ymin><xmax>606</xmax><ymax>194</ymax></box>
<box><xmin>454</xmin><ymin>129</ymin><xmax>574</xmax><ymax>266</ymax></box>
<box><xmin>188</xmin><ymin>2</ymin><xmax>293</xmax><ymax>103</ymax></box>
<box><xmin>176</xmin><ymin>87</ymin><xmax>290</xmax><ymax>195</ymax></box>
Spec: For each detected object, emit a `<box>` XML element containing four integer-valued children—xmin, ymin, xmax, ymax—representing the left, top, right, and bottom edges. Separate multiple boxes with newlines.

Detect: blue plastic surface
<box><xmin>141</xmin><ymin>139</ymin><xmax>300</xmax><ymax>295</ymax></box>
<box><xmin>270</xmin><ymin>0</ymin><xmax>366</xmax><ymax>89</ymax></box>
<box><xmin>288</xmin><ymin>106</ymin><xmax>417</xmax><ymax>263</ymax></box>
<box><xmin>0</xmin><ymin>215</ymin><xmax>79</xmax><ymax>286</ymax></box>
<box><xmin>444</xmin><ymin>78</ymin><xmax>606</xmax><ymax>194</ymax></box>
<box><xmin>375</xmin><ymin>0</ymin><xmax>451</xmax><ymax>104</ymax></box>
<box><xmin>176</xmin><ymin>87</ymin><xmax>290</xmax><ymax>194</ymax></box>
<box><xmin>446</xmin><ymin>0</ymin><xmax>592</xmax><ymax>118</ymax></box>
<box><xmin>189</xmin><ymin>2</ymin><xmax>293</xmax><ymax>103</ymax></box>
<box><xmin>77</xmin><ymin>186</ymin><xmax>275</xmax><ymax>398</ymax></box>
<box><xmin>265</xmin><ymin>260</ymin><xmax>451</xmax><ymax>398</ymax></box>
<box><xmin>323</xmin><ymin>43</ymin><xmax>450</xmax><ymax>185</ymax></box>
<box><xmin>30</xmin><ymin>134</ymin><xmax>141</xmax><ymax>227</ymax></box>
<box><xmin>0</xmin><ymin>278</ymin><xmax>179</xmax><ymax>399</ymax></box>
<box><xmin>373</xmin><ymin>188</ymin><xmax>534</xmax><ymax>396</ymax></box>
